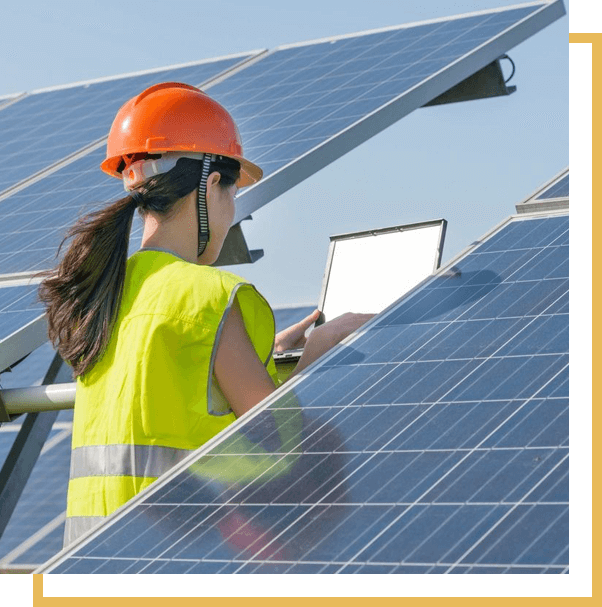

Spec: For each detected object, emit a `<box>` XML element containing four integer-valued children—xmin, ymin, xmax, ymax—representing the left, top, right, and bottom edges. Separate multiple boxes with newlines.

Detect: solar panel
<box><xmin>0</xmin><ymin>1</ymin><xmax>564</xmax><ymax>277</ymax></box>
<box><xmin>0</xmin><ymin>340</ymin><xmax>56</xmax><ymax>389</ymax></box>
<box><xmin>224</xmin><ymin>0</ymin><xmax>565</xmax><ymax>224</ymax></box>
<box><xmin>3</xmin><ymin>528</ymin><xmax>69</xmax><ymax>575</ymax></box>
<box><xmin>516</xmin><ymin>169</ymin><xmax>569</xmax><ymax>214</ymax></box>
<box><xmin>0</xmin><ymin>93</ymin><xmax>24</xmax><ymax>111</ymax></box>
<box><xmin>0</xmin><ymin>428</ymin><xmax>70</xmax><ymax>571</ymax></box>
<box><xmin>38</xmin><ymin>211</ymin><xmax>568</xmax><ymax>574</ymax></box>
<box><xmin>0</xmin><ymin>146</ymin><xmax>136</xmax><ymax>275</ymax></box>
<box><xmin>0</xmin><ymin>284</ymin><xmax>42</xmax><ymax>341</ymax></box>
<box><xmin>0</xmin><ymin>54</ymin><xmax>259</xmax><ymax>195</ymax></box>
<box><xmin>535</xmin><ymin>174</ymin><xmax>569</xmax><ymax>200</ymax></box>
<box><xmin>0</xmin><ymin>283</ymin><xmax>46</xmax><ymax>371</ymax></box>
<box><xmin>0</xmin><ymin>343</ymin><xmax>73</xmax><ymax>572</ymax></box>
<box><xmin>0</xmin><ymin>429</ymin><xmax>70</xmax><ymax>572</ymax></box>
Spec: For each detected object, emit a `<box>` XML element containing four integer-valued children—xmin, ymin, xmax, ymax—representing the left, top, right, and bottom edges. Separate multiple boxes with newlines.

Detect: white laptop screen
<box><xmin>320</xmin><ymin>220</ymin><xmax>446</xmax><ymax>322</ymax></box>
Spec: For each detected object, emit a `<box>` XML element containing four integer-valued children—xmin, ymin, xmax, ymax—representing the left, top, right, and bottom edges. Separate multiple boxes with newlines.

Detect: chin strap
<box><xmin>197</xmin><ymin>154</ymin><xmax>214</xmax><ymax>256</ymax></box>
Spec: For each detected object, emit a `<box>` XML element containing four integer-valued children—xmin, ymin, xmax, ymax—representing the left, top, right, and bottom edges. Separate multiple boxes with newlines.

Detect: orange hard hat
<box><xmin>100</xmin><ymin>82</ymin><xmax>262</xmax><ymax>188</ymax></box>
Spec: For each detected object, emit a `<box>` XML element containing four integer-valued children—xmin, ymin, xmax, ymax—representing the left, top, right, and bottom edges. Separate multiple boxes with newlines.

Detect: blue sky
<box><xmin>0</xmin><ymin>0</ymin><xmax>569</xmax><ymax>307</ymax></box>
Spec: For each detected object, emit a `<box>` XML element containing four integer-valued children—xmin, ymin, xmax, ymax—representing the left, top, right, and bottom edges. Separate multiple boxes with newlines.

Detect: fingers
<box><xmin>274</xmin><ymin>310</ymin><xmax>320</xmax><ymax>353</ymax></box>
<box><xmin>295</xmin><ymin>309</ymin><xmax>320</xmax><ymax>330</ymax></box>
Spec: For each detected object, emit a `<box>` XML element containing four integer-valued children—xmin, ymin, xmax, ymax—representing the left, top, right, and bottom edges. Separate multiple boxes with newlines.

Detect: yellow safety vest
<box><xmin>64</xmin><ymin>249</ymin><xmax>280</xmax><ymax>546</ymax></box>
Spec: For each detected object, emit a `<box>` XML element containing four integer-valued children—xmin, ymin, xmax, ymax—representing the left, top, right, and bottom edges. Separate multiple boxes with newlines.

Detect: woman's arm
<box><xmin>288</xmin><ymin>312</ymin><xmax>374</xmax><ymax>378</ymax></box>
<box><xmin>214</xmin><ymin>297</ymin><xmax>277</xmax><ymax>418</ymax></box>
<box><xmin>215</xmin><ymin>299</ymin><xmax>374</xmax><ymax>417</ymax></box>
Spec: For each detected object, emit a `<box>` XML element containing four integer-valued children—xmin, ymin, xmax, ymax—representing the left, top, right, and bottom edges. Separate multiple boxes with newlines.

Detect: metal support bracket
<box><xmin>423</xmin><ymin>58</ymin><xmax>516</xmax><ymax>107</ymax></box>
<box><xmin>213</xmin><ymin>220</ymin><xmax>264</xmax><ymax>266</ymax></box>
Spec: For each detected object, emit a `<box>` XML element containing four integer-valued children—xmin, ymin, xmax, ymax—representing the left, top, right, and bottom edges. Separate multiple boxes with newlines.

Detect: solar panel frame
<box><xmin>0</xmin><ymin>93</ymin><xmax>26</xmax><ymax>112</ymax></box>
<box><xmin>36</xmin><ymin>207</ymin><xmax>569</xmax><ymax>574</ymax></box>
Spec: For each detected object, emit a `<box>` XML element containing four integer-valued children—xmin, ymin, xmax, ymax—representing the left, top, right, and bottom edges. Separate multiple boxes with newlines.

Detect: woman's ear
<box><xmin>205</xmin><ymin>171</ymin><xmax>221</xmax><ymax>197</ymax></box>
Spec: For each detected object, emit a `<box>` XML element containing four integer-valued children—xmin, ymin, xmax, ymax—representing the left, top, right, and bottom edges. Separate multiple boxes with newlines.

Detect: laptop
<box><xmin>273</xmin><ymin>219</ymin><xmax>447</xmax><ymax>366</ymax></box>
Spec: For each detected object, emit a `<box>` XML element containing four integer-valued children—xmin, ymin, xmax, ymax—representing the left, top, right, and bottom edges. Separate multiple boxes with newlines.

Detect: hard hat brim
<box><xmin>101</xmin><ymin>153</ymin><xmax>263</xmax><ymax>189</ymax></box>
<box><xmin>238</xmin><ymin>157</ymin><xmax>263</xmax><ymax>188</ymax></box>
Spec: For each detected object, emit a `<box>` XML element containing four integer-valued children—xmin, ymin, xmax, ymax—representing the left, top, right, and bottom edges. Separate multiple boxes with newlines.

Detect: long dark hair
<box><xmin>39</xmin><ymin>156</ymin><xmax>240</xmax><ymax>378</ymax></box>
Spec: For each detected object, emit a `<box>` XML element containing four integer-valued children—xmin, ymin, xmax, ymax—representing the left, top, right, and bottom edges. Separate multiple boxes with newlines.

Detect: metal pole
<box><xmin>0</xmin><ymin>383</ymin><xmax>76</xmax><ymax>415</ymax></box>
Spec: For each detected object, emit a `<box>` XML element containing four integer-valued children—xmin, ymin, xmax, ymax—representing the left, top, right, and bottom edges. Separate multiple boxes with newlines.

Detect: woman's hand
<box><xmin>309</xmin><ymin>312</ymin><xmax>375</xmax><ymax>353</ymax></box>
<box><xmin>274</xmin><ymin>309</ymin><xmax>321</xmax><ymax>353</ymax></box>
<box><xmin>289</xmin><ymin>312</ymin><xmax>374</xmax><ymax>378</ymax></box>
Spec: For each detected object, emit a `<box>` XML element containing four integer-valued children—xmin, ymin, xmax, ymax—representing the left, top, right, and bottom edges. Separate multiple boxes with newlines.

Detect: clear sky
<box><xmin>0</xmin><ymin>0</ymin><xmax>569</xmax><ymax>307</ymax></box>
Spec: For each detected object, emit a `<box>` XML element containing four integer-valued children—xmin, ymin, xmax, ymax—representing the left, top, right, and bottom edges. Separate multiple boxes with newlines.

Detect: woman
<box><xmin>39</xmin><ymin>82</ymin><xmax>371</xmax><ymax>545</ymax></box>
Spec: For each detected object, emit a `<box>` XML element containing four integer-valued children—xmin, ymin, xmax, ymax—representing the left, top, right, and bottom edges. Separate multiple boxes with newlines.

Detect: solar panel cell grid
<box><xmin>0</xmin><ymin>430</ymin><xmax>70</xmax><ymax>560</ymax></box>
<box><xmin>42</xmin><ymin>213</ymin><xmax>568</xmax><ymax>574</ymax></box>
<box><xmin>0</xmin><ymin>284</ymin><xmax>43</xmax><ymax>344</ymax></box>
<box><xmin>534</xmin><ymin>174</ymin><xmax>569</xmax><ymax>201</ymax></box>
<box><xmin>0</xmin><ymin>56</ymin><xmax>252</xmax><ymax>194</ymax></box>
<box><xmin>0</xmin><ymin>146</ymin><xmax>141</xmax><ymax>274</ymax></box>
<box><xmin>10</xmin><ymin>521</ymin><xmax>65</xmax><ymax>567</ymax></box>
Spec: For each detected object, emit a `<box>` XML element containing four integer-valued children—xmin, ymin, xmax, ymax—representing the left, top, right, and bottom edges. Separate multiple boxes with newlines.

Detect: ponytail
<box><xmin>39</xmin><ymin>156</ymin><xmax>240</xmax><ymax>378</ymax></box>
<box><xmin>38</xmin><ymin>194</ymin><xmax>137</xmax><ymax>377</ymax></box>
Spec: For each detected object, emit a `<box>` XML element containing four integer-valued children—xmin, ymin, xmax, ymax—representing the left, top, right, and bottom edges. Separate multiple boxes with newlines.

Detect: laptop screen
<box><xmin>274</xmin><ymin>219</ymin><xmax>446</xmax><ymax>363</ymax></box>
<box><xmin>319</xmin><ymin>219</ymin><xmax>446</xmax><ymax>322</ymax></box>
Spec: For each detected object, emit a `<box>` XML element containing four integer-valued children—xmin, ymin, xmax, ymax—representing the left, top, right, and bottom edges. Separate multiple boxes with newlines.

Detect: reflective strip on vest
<box><xmin>69</xmin><ymin>444</ymin><xmax>193</xmax><ymax>479</ymax></box>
